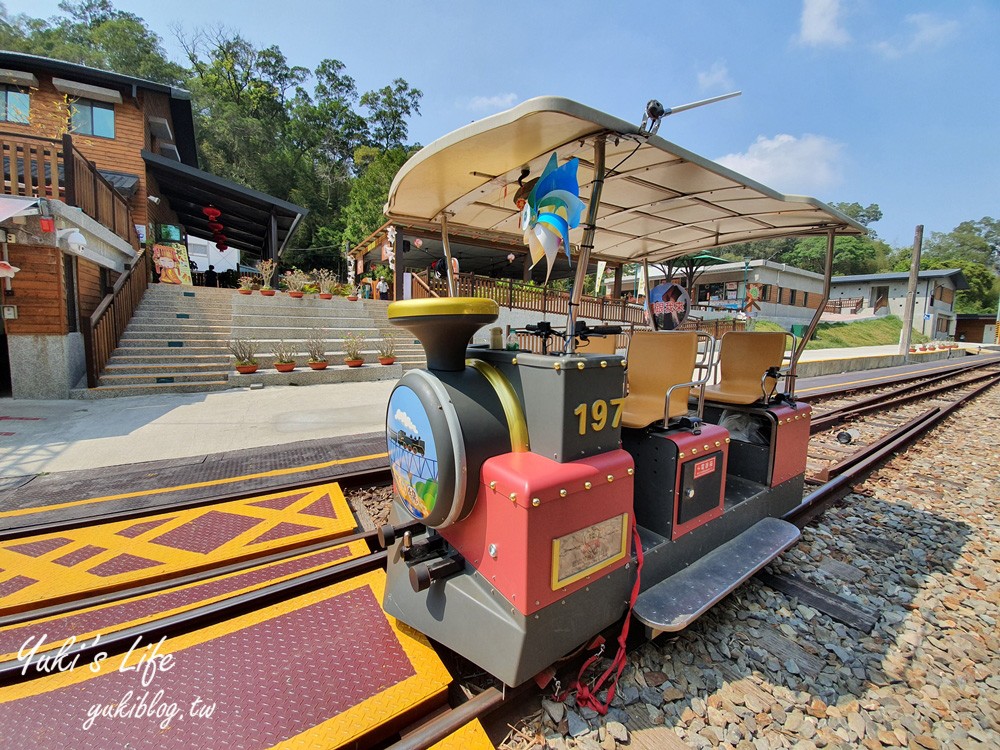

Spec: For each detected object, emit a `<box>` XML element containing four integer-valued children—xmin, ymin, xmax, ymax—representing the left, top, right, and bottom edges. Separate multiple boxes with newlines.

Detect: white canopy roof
<box><xmin>386</xmin><ymin>97</ymin><xmax>865</xmax><ymax>264</ymax></box>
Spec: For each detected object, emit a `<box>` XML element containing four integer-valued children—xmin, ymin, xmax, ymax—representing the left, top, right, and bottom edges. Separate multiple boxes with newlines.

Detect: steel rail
<box><xmin>788</xmin><ymin>373</ymin><xmax>999</xmax><ymax>528</ymax></box>
<box><xmin>0</xmin><ymin>518</ymin><xmax>418</xmax><ymax>628</ymax></box>
<box><xmin>0</xmin><ymin>464</ymin><xmax>392</xmax><ymax>542</ymax></box>
<box><xmin>809</xmin><ymin>368</ymin><xmax>999</xmax><ymax>433</ymax></box>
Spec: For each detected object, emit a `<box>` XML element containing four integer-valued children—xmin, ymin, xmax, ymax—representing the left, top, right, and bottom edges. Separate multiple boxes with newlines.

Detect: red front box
<box><xmin>770</xmin><ymin>403</ymin><xmax>812</xmax><ymax>486</ymax></box>
<box><xmin>441</xmin><ymin>449</ymin><xmax>634</xmax><ymax>616</ymax></box>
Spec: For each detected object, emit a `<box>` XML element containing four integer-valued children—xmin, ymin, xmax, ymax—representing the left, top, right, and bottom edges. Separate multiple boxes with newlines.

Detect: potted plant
<box><xmin>343</xmin><ymin>331</ymin><xmax>365</xmax><ymax>367</ymax></box>
<box><xmin>283</xmin><ymin>268</ymin><xmax>309</xmax><ymax>298</ymax></box>
<box><xmin>314</xmin><ymin>269</ymin><xmax>338</xmax><ymax>300</ymax></box>
<box><xmin>306</xmin><ymin>331</ymin><xmax>329</xmax><ymax>370</ymax></box>
<box><xmin>256</xmin><ymin>259</ymin><xmax>277</xmax><ymax>296</ymax></box>
<box><xmin>228</xmin><ymin>338</ymin><xmax>260</xmax><ymax>374</ymax></box>
<box><xmin>377</xmin><ymin>336</ymin><xmax>396</xmax><ymax>365</ymax></box>
<box><xmin>346</xmin><ymin>285</ymin><xmax>360</xmax><ymax>302</ymax></box>
<box><xmin>271</xmin><ymin>340</ymin><xmax>298</xmax><ymax>372</ymax></box>
<box><xmin>237</xmin><ymin>275</ymin><xmax>255</xmax><ymax>295</ymax></box>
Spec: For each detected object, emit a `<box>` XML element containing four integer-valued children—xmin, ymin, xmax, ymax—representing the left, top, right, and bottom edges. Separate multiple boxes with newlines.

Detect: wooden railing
<box><xmin>823</xmin><ymin>297</ymin><xmax>864</xmax><ymax>314</ymax></box>
<box><xmin>412</xmin><ymin>270</ymin><xmax>647</xmax><ymax>325</ymax></box>
<box><xmin>0</xmin><ymin>132</ymin><xmax>140</xmax><ymax>250</ymax></box>
<box><xmin>0</xmin><ymin>132</ymin><xmax>64</xmax><ymax>199</ymax></box>
<box><xmin>83</xmin><ymin>250</ymin><xmax>151</xmax><ymax>388</ymax></box>
<box><xmin>873</xmin><ymin>295</ymin><xmax>888</xmax><ymax>313</ymax></box>
<box><xmin>62</xmin><ymin>134</ymin><xmax>140</xmax><ymax>250</ymax></box>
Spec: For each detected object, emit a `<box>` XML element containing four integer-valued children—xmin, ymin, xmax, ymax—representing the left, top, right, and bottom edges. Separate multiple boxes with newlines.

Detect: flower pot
<box><xmin>344</xmin><ymin>358</ymin><xmax>364</xmax><ymax>368</ymax></box>
<box><xmin>260</xmin><ymin>289</ymin><xmax>276</xmax><ymax>297</ymax></box>
<box><xmin>379</xmin><ymin>356</ymin><xmax>396</xmax><ymax>366</ymax></box>
<box><xmin>274</xmin><ymin>362</ymin><xmax>296</xmax><ymax>372</ymax></box>
<box><xmin>235</xmin><ymin>363</ymin><xmax>258</xmax><ymax>374</ymax></box>
<box><xmin>347</xmin><ymin>295</ymin><xmax>359</xmax><ymax>301</ymax></box>
<box><xmin>238</xmin><ymin>289</ymin><xmax>252</xmax><ymax>295</ymax></box>
<box><xmin>309</xmin><ymin>360</ymin><xmax>329</xmax><ymax>370</ymax></box>
<box><xmin>318</xmin><ymin>293</ymin><xmax>333</xmax><ymax>300</ymax></box>
<box><xmin>288</xmin><ymin>291</ymin><xmax>305</xmax><ymax>298</ymax></box>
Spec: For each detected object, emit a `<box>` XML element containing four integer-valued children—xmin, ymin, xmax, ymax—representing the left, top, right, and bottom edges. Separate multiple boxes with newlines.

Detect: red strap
<box><xmin>555</xmin><ymin>518</ymin><xmax>644</xmax><ymax>715</ymax></box>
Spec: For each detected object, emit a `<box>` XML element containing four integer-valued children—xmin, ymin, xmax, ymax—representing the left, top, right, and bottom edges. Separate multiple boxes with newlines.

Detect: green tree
<box><xmin>360</xmin><ymin>79</ymin><xmax>422</xmax><ymax>149</ymax></box>
<box><xmin>923</xmin><ymin>217</ymin><xmax>999</xmax><ymax>270</ymax></box>
<box><xmin>341</xmin><ymin>145</ymin><xmax>413</xmax><ymax>247</ymax></box>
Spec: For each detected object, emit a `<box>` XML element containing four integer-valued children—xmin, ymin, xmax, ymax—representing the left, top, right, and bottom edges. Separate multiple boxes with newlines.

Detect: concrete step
<box><xmin>228</xmin><ymin>326</ymin><xmax>385</xmax><ymax>340</ymax></box>
<box><xmin>229</xmin><ymin>362</ymin><xmax>402</xmax><ymax>387</ymax></box>
<box><xmin>105</xmin><ymin>354</ymin><xmax>231</xmax><ymax>366</ymax></box>
<box><xmin>98</xmin><ymin>371</ymin><xmax>231</xmax><ymax>386</ymax></box>
<box><xmin>111</xmin><ymin>344</ymin><xmax>230</xmax><ymax>356</ymax></box>
<box><xmin>103</xmin><ymin>361</ymin><xmax>232</xmax><ymax>375</ymax></box>
<box><xmin>124</xmin><ymin>322</ymin><xmax>234</xmax><ymax>334</ymax></box>
<box><xmin>71</xmin><ymin>380</ymin><xmax>231</xmax><ymax>399</ymax></box>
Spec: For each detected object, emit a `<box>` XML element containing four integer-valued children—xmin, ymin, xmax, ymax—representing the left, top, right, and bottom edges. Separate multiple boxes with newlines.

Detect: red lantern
<box><xmin>213</xmin><ymin>234</ymin><xmax>226</xmax><ymax>244</ymax></box>
<box><xmin>202</xmin><ymin>206</ymin><xmax>221</xmax><ymax>221</ymax></box>
<box><xmin>216</xmin><ymin>242</ymin><xmax>228</xmax><ymax>251</ymax></box>
<box><xmin>207</xmin><ymin>221</ymin><xmax>224</xmax><ymax>233</ymax></box>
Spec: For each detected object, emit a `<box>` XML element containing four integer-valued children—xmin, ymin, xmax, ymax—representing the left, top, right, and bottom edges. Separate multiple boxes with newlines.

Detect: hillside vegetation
<box><xmin>754</xmin><ymin>316</ymin><xmax>931</xmax><ymax>349</ymax></box>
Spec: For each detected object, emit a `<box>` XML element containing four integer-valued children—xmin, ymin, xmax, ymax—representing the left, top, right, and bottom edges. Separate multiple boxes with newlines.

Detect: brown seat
<box><xmin>621</xmin><ymin>331</ymin><xmax>699</xmax><ymax>429</ymax></box>
<box><xmin>575</xmin><ymin>334</ymin><xmax>619</xmax><ymax>355</ymax></box>
<box><xmin>703</xmin><ymin>332</ymin><xmax>787</xmax><ymax>405</ymax></box>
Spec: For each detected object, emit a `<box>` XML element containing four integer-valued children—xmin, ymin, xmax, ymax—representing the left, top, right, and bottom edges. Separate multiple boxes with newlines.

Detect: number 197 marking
<box><xmin>573</xmin><ymin>398</ymin><xmax>625</xmax><ymax>435</ymax></box>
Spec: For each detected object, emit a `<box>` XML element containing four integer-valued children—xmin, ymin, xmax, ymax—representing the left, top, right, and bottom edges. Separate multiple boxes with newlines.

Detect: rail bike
<box><xmin>375</xmin><ymin>97</ymin><xmax>865</xmax><ymax>687</ymax></box>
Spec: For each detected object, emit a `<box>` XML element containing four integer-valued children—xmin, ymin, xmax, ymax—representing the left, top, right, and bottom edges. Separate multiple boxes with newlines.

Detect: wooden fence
<box><xmin>823</xmin><ymin>297</ymin><xmax>864</xmax><ymax>314</ymax></box>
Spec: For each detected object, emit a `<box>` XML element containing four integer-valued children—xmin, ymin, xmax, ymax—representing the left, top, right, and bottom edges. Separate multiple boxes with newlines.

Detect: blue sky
<box><xmin>13</xmin><ymin>0</ymin><xmax>1000</xmax><ymax>248</ymax></box>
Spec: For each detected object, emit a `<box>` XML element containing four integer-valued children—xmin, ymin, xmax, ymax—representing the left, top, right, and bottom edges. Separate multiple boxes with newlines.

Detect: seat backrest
<box><xmin>622</xmin><ymin>331</ymin><xmax>698</xmax><ymax>427</ymax></box>
<box><xmin>575</xmin><ymin>335</ymin><xmax>618</xmax><ymax>355</ymax></box>
<box><xmin>716</xmin><ymin>331</ymin><xmax>787</xmax><ymax>399</ymax></box>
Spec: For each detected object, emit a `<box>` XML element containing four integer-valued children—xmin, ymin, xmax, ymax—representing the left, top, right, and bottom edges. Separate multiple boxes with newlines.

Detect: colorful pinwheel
<box><xmin>520</xmin><ymin>153</ymin><xmax>585</xmax><ymax>281</ymax></box>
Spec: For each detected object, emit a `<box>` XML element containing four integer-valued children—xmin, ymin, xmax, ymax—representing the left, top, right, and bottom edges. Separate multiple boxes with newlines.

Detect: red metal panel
<box><xmin>442</xmin><ymin>449</ymin><xmax>634</xmax><ymax>616</ymax></box>
<box><xmin>769</xmin><ymin>403</ymin><xmax>811</xmax><ymax>486</ymax></box>
<box><xmin>663</xmin><ymin>424</ymin><xmax>729</xmax><ymax>539</ymax></box>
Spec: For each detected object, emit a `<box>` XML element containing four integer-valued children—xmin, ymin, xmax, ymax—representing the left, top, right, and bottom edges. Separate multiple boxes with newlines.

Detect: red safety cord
<box><xmin>556</xmin><ymin>518</ymin><xmax>644</xmax><ymax>715</ymax></box>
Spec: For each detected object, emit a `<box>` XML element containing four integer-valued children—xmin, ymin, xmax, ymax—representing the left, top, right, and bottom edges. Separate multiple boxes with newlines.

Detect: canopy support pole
<box><xmin>566</xmin><ymin>136</ymin><xmax>607</xmax><ymax>353</ymax></box>
<box><xmin>789</xmin><ymin>229</ymin><xmax>835</xmax><ymax>396</ymax></box>
<box><xmin>441</xmin><ymin>213</ymin><xmax>457</xmax><ymax>297</ymax></box>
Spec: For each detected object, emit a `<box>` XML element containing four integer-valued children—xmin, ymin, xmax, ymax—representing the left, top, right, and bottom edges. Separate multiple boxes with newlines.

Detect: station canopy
<box><xmin>385</xmin><ymin>97</ymin><xmax>865</xmax><ymax>266</ymax></box>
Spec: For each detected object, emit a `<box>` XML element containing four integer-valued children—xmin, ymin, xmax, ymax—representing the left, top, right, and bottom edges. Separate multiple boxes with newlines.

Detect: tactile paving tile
<box><xmin>0</xmin><ymin>570</ymin><xmax>451</xmax><ymax>750</ymax></box>
<box><xmin>0</xmin><ymin>482</ymin><xmax>356</xmax><ymax>617</ymax></box>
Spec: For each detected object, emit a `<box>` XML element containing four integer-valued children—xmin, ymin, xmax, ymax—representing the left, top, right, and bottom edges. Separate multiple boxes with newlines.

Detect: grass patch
<box><xmin>750</xmin><ymin>315</ymin><xmax>932</xmax><ymax>349</ymax></box>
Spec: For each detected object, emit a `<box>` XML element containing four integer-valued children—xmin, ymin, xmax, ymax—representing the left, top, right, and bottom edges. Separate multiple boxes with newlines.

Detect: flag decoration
<box><xmin>519</xmin><ymin>153</ymin><xmax>585</xmax><ymax>282</ymax></box>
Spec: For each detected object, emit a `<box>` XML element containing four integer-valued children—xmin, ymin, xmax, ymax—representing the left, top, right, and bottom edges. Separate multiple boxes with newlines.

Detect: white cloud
<box><xmin>394</xmin><ymin>409</ymin><xmax>418</xmax><ymax>434</ymax></box>
<box><xmin>873</xmin><ymin>13</ymin><xmax>959</xmax><ymax>59</ymax></box>
<box><xmin>697</xmin><ymin>61</ymin><xmax>734</xmax><ymax>92</ymax></box>
<box><xmin>796</xmin><ymin>0</ymin><xmax>850</xmax><ymax>47</ymax></box>
<box><xmin>466</xmin><ymin>93</ymin><xmax>518</xmax><ymax>111</ymax></box>
<box><xmin>716</xmin><ymin>134</ymin><xmax>844</xmax><ymax>193</ymax></box>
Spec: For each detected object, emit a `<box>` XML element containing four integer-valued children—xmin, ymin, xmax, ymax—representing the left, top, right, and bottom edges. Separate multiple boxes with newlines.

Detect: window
<box><xmin>71</xmin><ymin>98</ymin><xmax>115</xmax><ymax>138</ymax></box>
<box><xmin>0</xmin><ymin>85</ymin><xmax>29</xmax><ymax>124</ymax></box>
<box><xmin>788</xmin><ymin>288</ymin><xmax>797</xmax><ymax>305</ymax></box>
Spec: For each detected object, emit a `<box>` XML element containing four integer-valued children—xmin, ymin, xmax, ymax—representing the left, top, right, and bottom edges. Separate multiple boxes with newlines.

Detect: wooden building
<box><xmin>0</xmin><ymin>52</ymin><xmax>307</xmax><ymax>398</ymax></box>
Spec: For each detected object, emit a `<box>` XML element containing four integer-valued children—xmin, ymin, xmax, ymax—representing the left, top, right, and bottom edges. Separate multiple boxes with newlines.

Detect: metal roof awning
<box><xmin>98</xmin><ymin>169</ymin><xmax>140</xmax><ymax>199</ymax></box>
<box><xmin>386</xmin><ymin>97</ymin><xmax>865</xmax><ymax>265</ymax></box>
<box><xmin>142</xmin><ymin>151</ymin><xmax>307</xmax><ymax>259</ymax></box>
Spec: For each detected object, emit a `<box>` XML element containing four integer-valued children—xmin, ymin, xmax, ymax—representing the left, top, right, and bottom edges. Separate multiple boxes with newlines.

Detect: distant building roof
<box><xmin>0</xmin><ymin>51</ymin><xmax>198</xmax><ymax>167</ymax></box>
<box><xmin>832</xmin><ymin>268</ymin><xmax>968</xmax><ymax>290</ymax></box>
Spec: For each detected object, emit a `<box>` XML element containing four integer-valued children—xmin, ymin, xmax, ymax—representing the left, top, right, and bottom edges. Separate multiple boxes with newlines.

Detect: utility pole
<box><xmin>899</xmin><ymin>224</ymin><xmax>923</xmax><ymax>358</ymax></box>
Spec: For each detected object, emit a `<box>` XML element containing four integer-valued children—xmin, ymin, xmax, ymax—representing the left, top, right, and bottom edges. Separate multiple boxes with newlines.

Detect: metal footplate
<box><xmin>634</xmin><ymin>517</ymin><xmax>800</xmax><ymax>635</ymax></box>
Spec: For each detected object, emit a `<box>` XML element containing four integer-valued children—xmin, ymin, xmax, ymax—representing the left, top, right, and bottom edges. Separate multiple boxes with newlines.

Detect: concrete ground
<box><xmin>0</xmin><ymin>344</ymin><xmax>995</xmax><ymax>479</ymax></box>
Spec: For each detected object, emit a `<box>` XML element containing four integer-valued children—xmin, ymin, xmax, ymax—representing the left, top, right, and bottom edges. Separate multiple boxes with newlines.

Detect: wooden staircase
<box><xmin>71</xmin><ymin>285</ymin><xmax>425</xmax><ymax>399</ymax></box>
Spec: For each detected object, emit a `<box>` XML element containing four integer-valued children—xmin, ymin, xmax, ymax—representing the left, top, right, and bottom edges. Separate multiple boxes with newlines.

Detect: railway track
<box><xmin>0</xmin><ymin>360</ymin><xmax>996</xmax><ymax>749</ymax></box>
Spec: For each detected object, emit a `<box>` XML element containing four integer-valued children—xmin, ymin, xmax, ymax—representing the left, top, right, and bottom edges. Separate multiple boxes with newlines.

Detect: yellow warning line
<box><xmin>0</xmin><ymin>451</ymin><xmax>389</xmax><ymax>520</ymax></box>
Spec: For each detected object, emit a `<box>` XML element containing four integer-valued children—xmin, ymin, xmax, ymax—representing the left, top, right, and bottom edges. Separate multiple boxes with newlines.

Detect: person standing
<box><xmin>204</xmin><ymin>264</ymin><xmax>218</xmax><ymax>288</ymax></box>
<box><xmin>376</xmin><ymin>277</ymin><xmax>390</xmax><ymax>300</ymax></box>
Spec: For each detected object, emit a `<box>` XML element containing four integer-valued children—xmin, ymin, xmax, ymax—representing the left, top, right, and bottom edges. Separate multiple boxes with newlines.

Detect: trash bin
<box><xmin>790</xmin><ymin>324</ymin><xmax>808</xmax><ymax>339</ymax></box>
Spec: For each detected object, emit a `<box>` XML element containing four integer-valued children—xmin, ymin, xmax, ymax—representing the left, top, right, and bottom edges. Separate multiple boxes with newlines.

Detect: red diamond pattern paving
<box><xmin>6</xmin><ymin>537</ymin><xmax>73</xmax><ymax>558</ymax></box>
<box><xmin>0</xmin><ymin>582</ymin><xmax>417</xmax><ymax>749</ymax></box>
<box><xmin>87</xmin><ymin>553</ymin><xmax>163</xmax><ymax>578</ymax></box>
<box><xmin>244</xmin><ymin>522</ymin><xmax>319</xmax><ymax>546</ymax></box>
<box><xmin>249</xmin><ymin>492</ymin><xmax>309</xmax><ymax>511</ymax></box>
<box><xmin>116</xmin><ymin>517</ymin><xmax>175</xmax><ymax>538</ymax></box>
<box><xmin>150</xmin><ymin>511</ymin><xmax>262</xmax><ymax>554</ymax></box>
<box><xmin>299</xmin><ymin>494</ymin><xmax>337</xmax><ymax>519</ymax></box>
<box><xmin>52</xmin><ymin>545</ymin><xmax>107</xmax><ymax>568</ymax></box>
<box><xmin>0</xmin><ymin>544</ymin><xmax>358</xmax><ymax>659</ymax></box>
<box><xmin>0</xmin><ymin>575</ymin><xmax>37</xmax><ymax>598</ymax></box>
